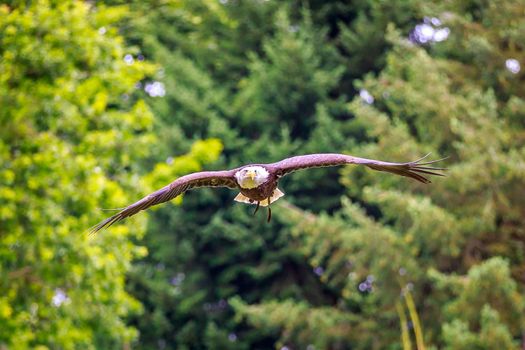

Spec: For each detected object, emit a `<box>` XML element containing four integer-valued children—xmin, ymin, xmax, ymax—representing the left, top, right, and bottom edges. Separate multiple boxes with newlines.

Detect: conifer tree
<box><xmin>101</xmin><ymin>0</ymin><xmax>524</xmax><ymax>348</ymax></box>
<box><xmin>233</xmin><ymin>4</ymin><xmax>525</xmax><ymax>348</ymax></box>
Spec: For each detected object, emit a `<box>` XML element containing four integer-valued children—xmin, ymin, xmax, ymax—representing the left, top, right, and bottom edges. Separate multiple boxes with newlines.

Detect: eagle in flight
<box><xmin>90</xmin><ymin>153</ymin><xmax>445</xmax><ymax>233</ymax></box>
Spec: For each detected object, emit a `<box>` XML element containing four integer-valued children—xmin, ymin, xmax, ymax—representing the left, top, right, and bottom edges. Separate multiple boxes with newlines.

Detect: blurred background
<box><xmin>1</xmin><ymin>0</ymin><xmax>524</xmax><ymax>349</ymax></box>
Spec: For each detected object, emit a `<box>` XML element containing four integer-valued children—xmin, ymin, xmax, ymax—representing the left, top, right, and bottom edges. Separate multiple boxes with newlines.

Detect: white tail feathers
<box><xmin>234</xmin><ymin>188</ymin><xmax>284</xmax><ymax>207</ymax></box>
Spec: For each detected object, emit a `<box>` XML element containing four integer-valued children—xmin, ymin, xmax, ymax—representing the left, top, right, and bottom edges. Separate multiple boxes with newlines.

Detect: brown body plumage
<box><xmin>89</xmin><ymin>153</ymin><xmax>446</xmax><ymax>233</ymax></box>
<box><xmin>238</xmin><ymin>173</ymin><xmax>279</xmax><ymax>201</ymax></box>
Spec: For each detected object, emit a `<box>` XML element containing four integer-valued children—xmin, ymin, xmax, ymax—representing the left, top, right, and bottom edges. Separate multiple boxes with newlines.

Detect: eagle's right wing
<box><xmin>267</xmin><ymin>153</ymin><xmax>446</xmax><ymax>184</ymax></box>
<box><xmin>89</xmin><ymin>170</ymin><xmax>237</xmax><ymax>234</ymax></box>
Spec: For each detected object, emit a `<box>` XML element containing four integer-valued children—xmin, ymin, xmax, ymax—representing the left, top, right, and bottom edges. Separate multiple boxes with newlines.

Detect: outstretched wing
<box><xmin>89</xmin><ymin>170</ymin><xmax>237</xmax><ymax>234</ymax></box>
<box><xmin>267</xmin><ymin>153</ymin><xmax>446</xmax><ymax>183</ymax></box>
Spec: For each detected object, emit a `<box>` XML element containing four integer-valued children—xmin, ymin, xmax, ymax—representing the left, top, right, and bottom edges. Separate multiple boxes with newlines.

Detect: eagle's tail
<box><xmin>234</xmin><ymin>188</ymin><xmax>285</xmax><ymax>207</ymax></box>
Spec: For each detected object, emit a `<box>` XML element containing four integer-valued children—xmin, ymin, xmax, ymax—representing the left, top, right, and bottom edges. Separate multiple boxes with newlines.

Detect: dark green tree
<box><xmin>97</xmin><ymin>0</ymin><xmax>525</xmax><ymax>349</ymax></box>
<box><xmin>233</xmin><ymin>4</ymin><xmax>525</xmax><ymax>349</ymax></box>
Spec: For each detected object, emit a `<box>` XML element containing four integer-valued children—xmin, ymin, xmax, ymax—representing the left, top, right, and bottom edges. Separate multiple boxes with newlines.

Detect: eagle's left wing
<box><xmin>89</xmin><ymin>170</ymin><xmax>237</xmax><ymax>234</ymax></box>
<box><xmin>267</xmin><ymin>153</ymin><xmax>446</xmax><ymax>184</ymax></box>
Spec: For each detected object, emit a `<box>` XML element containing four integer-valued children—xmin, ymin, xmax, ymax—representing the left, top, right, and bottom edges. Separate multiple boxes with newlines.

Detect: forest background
<box><xmin>1</xmin><ymin>0</ymin><xmax>524</xmax><ymax>349</ymax></box>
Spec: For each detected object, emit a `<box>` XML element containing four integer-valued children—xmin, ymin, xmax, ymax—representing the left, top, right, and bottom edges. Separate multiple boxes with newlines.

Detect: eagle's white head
<box><xmin>235</xmin><ymin>166</ymin><xmax>269</xmax><ymax>189</ymax></box>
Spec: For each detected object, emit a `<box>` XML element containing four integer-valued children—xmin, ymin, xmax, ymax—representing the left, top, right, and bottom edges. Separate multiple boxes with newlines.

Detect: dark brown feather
<box><xmin>89</xmin><ymin>170</ymin><xmax>237</xmax><ymax>234</ymax></box>
<box><xmin>266</xmin><ymin>153</ymin><xmax>446</xmax><ymax>184</ymax></box>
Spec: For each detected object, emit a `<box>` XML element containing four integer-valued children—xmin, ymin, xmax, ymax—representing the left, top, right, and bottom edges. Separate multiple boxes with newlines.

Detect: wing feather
<box><xmin>267</xmin><ymin>153</ymin><xmax>446</xmax><ymax>184</ymax></box>
<box><xmin>89</xmin><ymin>170</ymin><xmax>237</xmax><ymax>234</ymax></box>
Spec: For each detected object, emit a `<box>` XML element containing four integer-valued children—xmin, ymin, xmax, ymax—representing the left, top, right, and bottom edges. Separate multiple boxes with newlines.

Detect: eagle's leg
<box><xmin>253</xmin><ymin>201</ymin><xmax>260</xmax><ymax>215</ymax></box>
<box><xmin>267</xmin><ymin>199</ymin><xmax>272</xmax><ymax>222</ymax></box>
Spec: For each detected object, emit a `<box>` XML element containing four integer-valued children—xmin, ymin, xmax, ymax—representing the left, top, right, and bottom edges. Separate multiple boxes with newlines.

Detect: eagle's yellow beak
<box><xmin>246</xmin><ymin>170</ymin><xmax>256</xmax><ymax>181</ymax></box>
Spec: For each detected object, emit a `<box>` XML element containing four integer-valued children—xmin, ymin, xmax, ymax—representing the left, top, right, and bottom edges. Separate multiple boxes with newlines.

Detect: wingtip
<box><xmin>87</xmin><ymin>213</ymin><xmax>122</xmax><ymax>237</ymax></box>
<box><xmin>408</xmin><ymin>154</ymin><xmax>448</xmax><ymax>183</ymax></box>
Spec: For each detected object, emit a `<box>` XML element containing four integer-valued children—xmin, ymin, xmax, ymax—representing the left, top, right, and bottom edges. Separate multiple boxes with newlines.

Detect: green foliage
<box><xmin>115</xmin><ymin>0</ymin><xmax>524</xmax><ymax>349</ymax></box>
<box><xmin>442</xmin><ymin>305</ymin><xmax>516</xmax><ymax>350</ymax></box>
<box><xmin>231</xmin><ymin>296</ymin><xmax>358</xmax><ymax>349</ymax></box>
<box><xmin>0</xmin><ymin>1</ymin><xmax>219</xmax><ymax>348</ymax></box>
<box><xmin>2</xmin><ymin>0</ymin><xmax>525</xmax><ymax>349</ymax></box>
<box><xmin>233</xmin><ymin>7</ymin><xmax>344</xmax><ymax>139</ymax></box>
<box><xmin>433</xmin><ymin>257</ymin><xmax>524</xmax><ymax>336</ymax></box>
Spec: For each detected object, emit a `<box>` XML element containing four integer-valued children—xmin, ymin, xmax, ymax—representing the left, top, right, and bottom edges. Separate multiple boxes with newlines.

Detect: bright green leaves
<box><xmin>190</xmin><ymin>138</ymin><xmax>224</xmax><ymax>164</ymax></box>
<box><xmin>0</xmin><ymin>1</ymin><xmax>156</xmax><ymax>144</ymax></box>
<box><xmin>0</xmin><ymin>1</ymin><xmax>152</xmax><ymax>346</ymax></box>
<box><xmin>0</xmin><ymin>1</ymin><xmax>221</xmax><ymax>348</ymax></box>
<box><xmin>143</xmin><ymin>138</ymin><xmax>223</xmax><ymax>200</ymax></box>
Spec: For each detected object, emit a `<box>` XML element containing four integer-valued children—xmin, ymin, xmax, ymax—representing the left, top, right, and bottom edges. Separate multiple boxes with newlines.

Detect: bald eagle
<box><xmin>90</xmin><ymin>153</ymin><xmax>445</xmax><ymax>233</ymax></box>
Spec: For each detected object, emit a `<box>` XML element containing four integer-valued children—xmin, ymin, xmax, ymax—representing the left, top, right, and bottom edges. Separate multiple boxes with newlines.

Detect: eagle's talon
<box><xmin>267</xmin><ymin>206</ymin><xmax>272</xmax><ymax>222</ymax></box>
<box><xmin>253</xmin><ymin>201</ymin><xmax>260</xmax><ymax>215</ymax></box>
